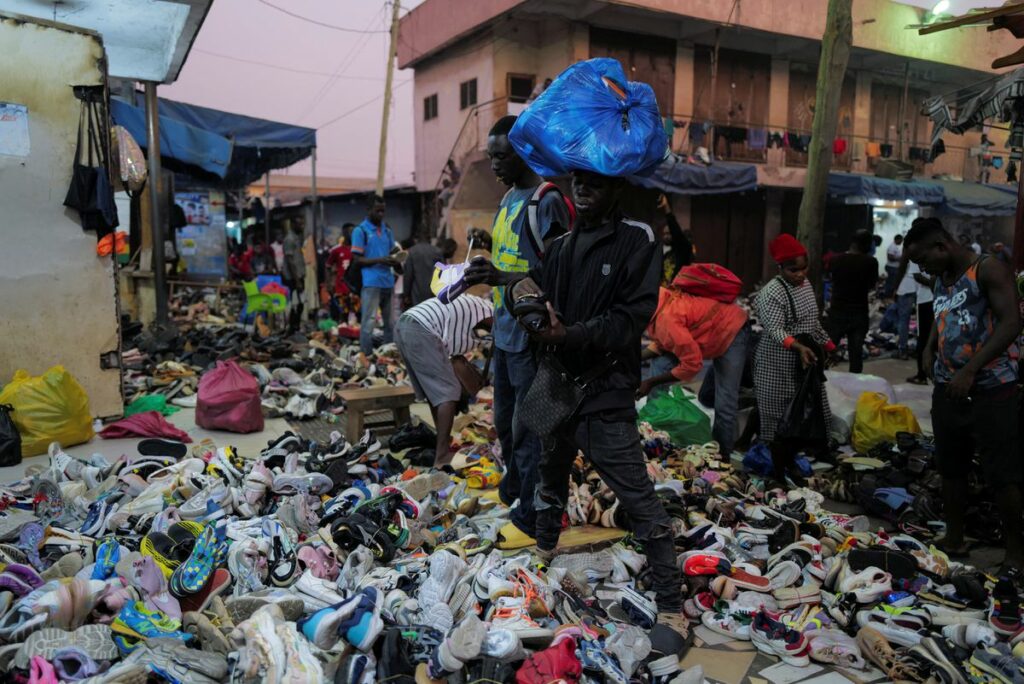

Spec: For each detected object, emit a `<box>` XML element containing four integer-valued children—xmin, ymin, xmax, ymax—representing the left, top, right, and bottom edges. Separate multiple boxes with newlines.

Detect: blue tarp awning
<box><xmin>630</xmin><ymin>155</ymin><xmax>758</xmax><ymax>195</ymax></box>
<box><xmin>827</xmin><ymin>172</ymin><xmax>944</xmax><ymax>204</ymax></box>
<box><xmin>110</xmin><ymin>98</ymin><xmax>233</xmax><ymax>179</ymax></box>
<box><xmin>933</xmin><ymin>179</ymin><xmax>1017</xmax><ymax>217</ymax></box>
<box><xmin>111</xmin><ymin>96</ymin><xmax>316</xmax><ymax>186</ymax></box>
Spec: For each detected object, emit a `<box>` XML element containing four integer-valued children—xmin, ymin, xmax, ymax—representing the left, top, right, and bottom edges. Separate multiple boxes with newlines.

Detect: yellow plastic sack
<box><xmin>0</xmin><ymin>366</ymin><xmax>94</xmax><ymax>456</ymax></box>
<box><xmin>851</xmin><ymin>391</ymin><xmax>921</xmax><ymax>452</ymax></box>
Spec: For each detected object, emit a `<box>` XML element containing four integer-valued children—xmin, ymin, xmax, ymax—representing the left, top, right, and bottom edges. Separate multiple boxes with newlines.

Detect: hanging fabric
<box><xmin>63</xmin><ymin>93</ymin><xmax>119</xmax><ymax>239</ymax></box>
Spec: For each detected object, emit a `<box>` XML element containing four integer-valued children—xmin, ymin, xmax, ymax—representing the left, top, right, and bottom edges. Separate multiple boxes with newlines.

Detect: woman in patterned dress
<box><xmin>753</xmin><ymin>234</ymin><xmax>834</xmax><ymax>480</ymax></box>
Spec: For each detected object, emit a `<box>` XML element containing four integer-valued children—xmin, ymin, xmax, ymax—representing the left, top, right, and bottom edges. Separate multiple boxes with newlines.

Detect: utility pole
<box><xmin>376</xmin><ymin>0</ymin><xmax>401</xmax><ymax>197</ymax></box>
<box><xmin>797</xmin><ymin>0</ymin><xmax>852</xmax><ymax>290</ymax></box>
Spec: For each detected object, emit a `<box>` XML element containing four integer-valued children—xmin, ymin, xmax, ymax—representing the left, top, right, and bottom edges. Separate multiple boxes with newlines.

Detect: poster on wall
<box><xmin>174</xmin><ymin>190</ymin><xmax>227</xmax><ymax>277</ymax></box>
<box><xmin>0</xmin><ymin>103</ymin><xmax>30</xmax><ymax>158</ymax></box>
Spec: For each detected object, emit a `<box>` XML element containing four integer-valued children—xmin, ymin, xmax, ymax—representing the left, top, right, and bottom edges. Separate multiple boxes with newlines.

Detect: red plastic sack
<box><xmin>672</xmin><ymin>263</ymin><xmax>743</xmax><ymax>303</ymax></box>
<box><xmin>99</xmin><ymin>411</ymin><xmax>191</xmax><ymax>442</ymax></box>
<box><xmin>196</xmin><ymin>360</ymin><xmax>263</xmax><ymax>433</ymax></box>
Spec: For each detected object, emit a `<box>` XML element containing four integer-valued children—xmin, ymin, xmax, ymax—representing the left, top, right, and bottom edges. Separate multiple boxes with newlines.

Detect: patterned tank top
<box><xmin>932</xmin><ymin>258</ymin><xmax>1019</xmax><ymax>388</ymax></box>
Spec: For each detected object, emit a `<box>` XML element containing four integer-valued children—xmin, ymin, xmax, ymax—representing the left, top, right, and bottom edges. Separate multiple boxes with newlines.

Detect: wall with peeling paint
<box><xmin>0</xmin><ymin>15</ymin><xmax>123</xmax><ymax>418</ymax></box>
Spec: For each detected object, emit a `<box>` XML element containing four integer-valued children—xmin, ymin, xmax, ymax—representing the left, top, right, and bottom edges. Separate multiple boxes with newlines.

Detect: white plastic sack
<box><xmin>824</xmin><ymin>370</ymin><xmax>896</xmax><ymax>445</ymax></box>
<box><xmin>893</xmin><ymin>383</ymin><xmax>933</xmax><ymax>436</ymax></box>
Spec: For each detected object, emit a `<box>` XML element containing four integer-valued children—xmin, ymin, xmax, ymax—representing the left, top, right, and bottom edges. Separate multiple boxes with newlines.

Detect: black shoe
<box><xmin>387</xmin><ymin>422</ymin><xmax>436</xmax><ymax>451</ymax></box>
<box><xmin>137</xmin><ymin>438</ymin><xmax>188</xmax><ymax>460</ymax></box>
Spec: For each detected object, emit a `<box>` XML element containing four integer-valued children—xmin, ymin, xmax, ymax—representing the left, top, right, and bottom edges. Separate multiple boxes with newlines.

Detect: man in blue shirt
<box><xmin>464</xmin><ymin>115</ymin><xmax>570</xmax><ymax>550</ymax></box>
<box><xmin>351</xmin><ymin>195</ymin><xmax>400</xmax><ymax>355</ymax></box>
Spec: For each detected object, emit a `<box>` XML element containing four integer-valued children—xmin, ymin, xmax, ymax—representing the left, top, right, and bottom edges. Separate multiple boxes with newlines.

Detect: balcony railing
<box><xmin>664</xmin><ymin>114</ymin><xmax>1014</xmax><ymax>185</ymax></box>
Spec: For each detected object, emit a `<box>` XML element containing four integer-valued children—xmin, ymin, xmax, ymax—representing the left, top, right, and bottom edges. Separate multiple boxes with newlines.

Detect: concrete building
<box><xmin>398</xmin><ymin>0</ymin><xmax>1018</xmax><ymax>285</ymax></box>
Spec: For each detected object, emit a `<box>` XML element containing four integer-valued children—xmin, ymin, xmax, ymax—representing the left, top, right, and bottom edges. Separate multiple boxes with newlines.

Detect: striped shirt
<box><xmin>401</xmin><ymin>295</ymin><xmax>493</xmax><ymax>356</ymax></box>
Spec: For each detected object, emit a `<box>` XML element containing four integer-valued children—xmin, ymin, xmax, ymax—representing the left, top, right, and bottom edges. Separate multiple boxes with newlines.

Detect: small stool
<box><xmin>339</xmin><ymin>385</ymin><xmax>416</xmax><ymax>444</ymax></box>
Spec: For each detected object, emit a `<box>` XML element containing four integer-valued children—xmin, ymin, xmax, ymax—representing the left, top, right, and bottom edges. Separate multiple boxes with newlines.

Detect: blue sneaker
<box><xmin>169</xmin><ymin>523</ymin><xmax>227</xmax><ymax>598</ymax></box>
<box><xmin>91</xmin><ymin>536</ymin><xmax>121</xmax><ymax>580</ymax></box>
<box><xmin>299</xmin><ymin>599</ymin><xmax>357</xmax><ymax>650</ymax></box>
<box><xmin>338</xmin><ymin>587</ymin><xmax>384</xmax><ymax>651</ymax></box>
<box><xmin>111</xmin><ymin>601</ymin><xmax>192</xmax><ymax>643</ymax></box>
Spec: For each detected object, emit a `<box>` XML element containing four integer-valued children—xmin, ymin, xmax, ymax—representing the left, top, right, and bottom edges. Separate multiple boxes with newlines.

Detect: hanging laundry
<box><xmin>993</xmin><ymin>156</ymin><xmax>1004</xmax><ymax>169</ymax></box>
<box><xmin>768</xmin><ymin>132</ymin><xmax>785</xmax><ymax>149</ymax></box>
<box><xmin>929</xmin><ymin>138</ymin><xmax>946</xmax><ymax>162</ymax></box>
<box><xmin>865</xmin><ymin>142</ymin><xmax>882</xmax><ymax>157</ymax></box>
<box><xmin>1007</xmin><ymin>160</ymin><xmax>1018</xmax><ymax>183</ymax></box>
<box><xmin>879</xmin><ymin>144</ymin><xmax>893</xmax><ymax>158</ymax></box>
<box><xmin>908</xmin><ymin>147</ymin><xmax>927</xmax><ymax>161</ymax></box>
<box><xmin>747</xmin><ymin>128</ymin><xmax>767</xmax><ymax>150</ymax></box>
<box><xmin>689</xmin><ymin>122</ymin><xmax>707</xmax><ymax>145</ymax></box>
<box><xmin>832</xmin><ymin>138</ymin><xmax>848</xmax><ymax>155</ymax></box>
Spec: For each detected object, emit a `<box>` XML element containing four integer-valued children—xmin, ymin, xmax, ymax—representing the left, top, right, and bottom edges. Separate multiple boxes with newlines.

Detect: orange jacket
<box><xmin>646</xmin><ymin>288</ymin><xmax>748</xmax><ymax>381</ymax></box>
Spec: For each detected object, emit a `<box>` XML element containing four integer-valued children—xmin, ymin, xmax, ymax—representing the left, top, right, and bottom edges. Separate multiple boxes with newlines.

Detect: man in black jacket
<box><xmin>507</xmin><ymin>170</ymin><xmax>687</xmax><ymax>637</ymax></box>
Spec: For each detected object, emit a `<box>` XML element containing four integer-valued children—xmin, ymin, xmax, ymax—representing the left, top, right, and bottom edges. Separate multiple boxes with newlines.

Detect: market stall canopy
<box><xmin>110</xmin><ymin>98</ymin><xmax>232</xmax><ymax>179</ymax></box>
<box><xmin>629</xmin><ymin>154</ymin><xmax>758</xmax><ymax>195</ymax></box>
<box><xmin>933</xmin><ymin>179</ymin><xmax>1018</xmax><ymax>217</ymax></box>
<box><xmin>1</xmin><ymin>1</ymin><xmax>211</xmax><ymax>83</ymax></box>
<box><xmin>111</xmin><ymin>96</ymin><xmax>316</xmax><ymax>186</ymax></box>
<box><xmin>827</xmin><ymin>172</ymin><xmax>945</xmax><ymax>204</ymax></box>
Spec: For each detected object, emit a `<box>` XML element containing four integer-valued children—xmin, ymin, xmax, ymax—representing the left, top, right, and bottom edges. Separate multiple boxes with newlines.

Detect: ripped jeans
<box><xmin>534</xmin><ymin>412</ymin><xmax>683</xmax><ymax>612</ymax></box>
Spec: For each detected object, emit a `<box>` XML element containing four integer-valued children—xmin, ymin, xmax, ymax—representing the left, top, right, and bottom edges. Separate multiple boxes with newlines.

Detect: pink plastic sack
<box><xmin>195</xmin><ymin>360</ymin><xmax>263</xmax><ymax>433</ymax></box>
<box><xmin>99</xmin><ymin>411</ymin><xmax>191</xmax><ymax>442</ymax></box>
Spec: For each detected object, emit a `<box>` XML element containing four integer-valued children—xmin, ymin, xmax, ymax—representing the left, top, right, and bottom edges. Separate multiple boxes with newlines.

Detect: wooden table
<box><xmin>338</xmin><ymin>385</ymin><xmax>416</xmax><ymax>444</ymax></box>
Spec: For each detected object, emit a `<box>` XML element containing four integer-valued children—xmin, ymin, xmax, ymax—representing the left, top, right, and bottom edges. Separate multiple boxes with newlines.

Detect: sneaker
<box><xmin>577</xmin><ymin>637</ymin><xmax>628</xmax><ymax>684</ymax></box>
<box><xmin>169</xmin><ymin>524</ymin><xmax>228</xmax><ymax>598</ymax></box>
<box><xmin>655</xmin><ymin>610</ymin><xmax>691</xmax><ymax>642</ymax></box>
<box><xmin>337</xmin><ymin>587</ymin><xmax>384</xmax><ymax>651</ymax></box>
<box><xmin>701</xmin><ymin>607</ymin><xmax>753</xmax><ymax>640</ymax></box>
<box><xmin>750</xmin><ymin>611</ymin><xmax>809</xmax><ymax>667</ymax></box>
<box><xmin>605</xmin><ymin>624</ymin><xmax>651</xmax><ymax>677</ymax></box>
<box><xmin>619</xmin><ymin>585</ymin><xmax>657</xmax><ymax>629</ymax></box>
<box><xmin>432</xmin><ymin>613</ymin><xmax>487</xmax><ymax>676</ymax></box>
<box><xmin>806</xmin><ymin>629</ymin><xmax>864</xmax><ymax>669</ymax></box>
<box><xmin>388</xmin><ymin>422</ymin><xmax>436</xmax><ymax>452</ymax></box>
<box><xmin>989</xmin><ymin>577</ymin><xmax>1023</xmax><ymax>637</ymax></box>
<box><xmin>487</xmin><ymin>596</ymin><xmax>553</xmax><ymax>644</ymax></box>
<box><xmin>224</xmin><ymin>589</ymin><xmax>305</xmax><ymax>624</ymax></box>
<box><xmin>970</xmin><ymin>642</ymin><xmax>1024</xmax><ymax>684</ymax></box>
<box><xmin>855</xmin><ymin>611</ymin><xmax>925</xmax><ymax>648</ymax></box>
<box><xmin>943</xmin><ymin>622</ymin><xmax>999</xmax><ymax>649</ymax></box>
<box><xmin>13</xmin><ymin>625</ymin><xmax>119</xmax><ymax>670</ymax></box>
<box><xmin>111</xmin><ymin>601</ymin><xmax>192</xmax><ymax>644</ymax></box>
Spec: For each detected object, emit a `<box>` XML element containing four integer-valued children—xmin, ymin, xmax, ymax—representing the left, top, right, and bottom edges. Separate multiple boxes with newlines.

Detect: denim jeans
<box><xmin>535</xmin><ymin>415</ymin><xmax>682</xmax><ymax>612</ymax></box>
<box><xmin>359</xmin><ymin>287</ymin><xmax>394</xmax><ymax>355</ymax></box>
<box><xmin>897</xmin><ymin>293</ymin><xmax>915</xmax><ymax>353</ymax></box>
<box><xmin>708</xmin><ymin>324</ymin><xmax>750</xmax><ymax>454</ymax></box>
<box><xmin>825</xmin><ymin>308</ymin><xmax>869</xmax><ymax>373</ymax></box>
<box><xmin>493</xmin><ymin>348</ymin><xmax>542</xmax><ymax>535</ymax></box>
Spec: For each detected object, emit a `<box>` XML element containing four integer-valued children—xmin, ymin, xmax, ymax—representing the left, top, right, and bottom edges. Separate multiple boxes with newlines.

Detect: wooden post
<box><xmin>797</xmin><ymin>0</ymin><xmax>853</xmax><ymax>290</ymax></box>
<box><xmin>376</xmin><ymin>0</ymin><xmax>401</xmax><ymax>197</ymax></box>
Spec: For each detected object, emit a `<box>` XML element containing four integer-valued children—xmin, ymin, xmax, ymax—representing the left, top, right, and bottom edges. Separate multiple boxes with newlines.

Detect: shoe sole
<box><xmin>751</xmin><ymin>634</ymin><xmax>810</xmax><ymax>667</ymax></box>
<box><xmin>14</xmin><ymin>625</ymin><xmax>119</xmax><ymax>669</ymax></box>
<box><xmin>138</xmin><ymin>439</ymin><xmax>188</xmax><ymax>459</ymax></box>
<box><xmin>227</xmin><ymin>596</ymin><xmax>305</xmax><ymax>623</ymax></box>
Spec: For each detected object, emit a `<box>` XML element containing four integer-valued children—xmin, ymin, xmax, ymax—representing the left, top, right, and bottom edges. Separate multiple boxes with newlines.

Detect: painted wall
<box><xmin>400</xmin><ymin>0</ymin><xmax>1018</xmax><ymax>77</ymax></box>
<box><xmin>410</xmin><ymin>32</ymin><xmax>495</xmax><ymax>190</ymax></box>
<box><xmin>0</xmin><ymin>16</ymin><xmax>123</xmax><ymax>418</ymax></box>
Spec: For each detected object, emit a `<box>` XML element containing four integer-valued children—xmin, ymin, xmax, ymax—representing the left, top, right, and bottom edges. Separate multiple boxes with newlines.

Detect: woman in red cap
<box><xmin>753</xmin><ymin>234</ymin><xmax>834</xmax><ymax>481</ymax></box>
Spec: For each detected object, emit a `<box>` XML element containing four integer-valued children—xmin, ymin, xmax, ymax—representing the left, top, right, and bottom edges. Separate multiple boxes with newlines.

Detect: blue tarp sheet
<box><xmin>827</xmin><ymin>172</ymin><xmax>944</xmax><ymax>204</ymax></box>
<box><xmin>630</xmin><ymin>154</ymin><xmax>758</xmax><ymax>195</ymax></box>
<box><xmin>111</xmin><ymin>97</ymin><xmax>316</xmax><ymax>185</ymax></box>
<box><xmin>110</xmin><ymin>98</ymin><xmax>233</xmax><ymax>179</ymax></box>
<box><xmin>933</xmin><ymin>179</ymin><xmax>1017</xmax><ymax>217</ymax></box>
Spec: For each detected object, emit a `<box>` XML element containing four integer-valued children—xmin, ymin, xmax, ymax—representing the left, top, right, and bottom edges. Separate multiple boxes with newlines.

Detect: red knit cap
<box><xmin>769</xmin><ymin>234</ymin><xmax>807</xmax><ymax>263</ymax></box>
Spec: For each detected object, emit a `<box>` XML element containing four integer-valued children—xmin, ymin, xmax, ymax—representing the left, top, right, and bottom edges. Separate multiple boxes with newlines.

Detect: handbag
<box><xmin>0</xmin><ymin>404</ymin><xmax>21</xmax><ymax>467</ymax></box>
<box><xmin>519</xmin><ymin>352</ymin><xmax>615</xmax><ymax>437</ymax></box>
<box><xmin>343</xmin><ymin>226</ymin><xmax>365</xmax><ymax>294</ymax></box>
<box><xmin>451</xmin><ymin>356</ymin><xmax>486</xmax><ymax>397</ymax></box>
<box><xmin>64</xmin><ymin>97</ymin><xmax>119</xmax><ymax>238</ymax></box>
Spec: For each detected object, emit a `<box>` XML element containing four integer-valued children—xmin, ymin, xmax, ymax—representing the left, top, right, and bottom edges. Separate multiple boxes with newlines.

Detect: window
<box><xmin>459</xmin><ymin>78</ymin><xmax>477</xmax><ymax>110</ymax></box>
<box><xmin>423</xmin><ymin>93</ymin><xmax>438</xmax><ymax>121</ymax></box>
<box><xmin>507</xmin><ymin>73</ymin><xmax>535</xmax><ymax>103</ymax></box>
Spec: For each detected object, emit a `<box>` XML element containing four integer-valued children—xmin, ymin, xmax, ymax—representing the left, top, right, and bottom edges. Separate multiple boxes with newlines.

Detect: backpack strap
<box><xmin>525</xmin><ymin>182</ymin><xmax>567</xmax><ymax>259</ymax></box>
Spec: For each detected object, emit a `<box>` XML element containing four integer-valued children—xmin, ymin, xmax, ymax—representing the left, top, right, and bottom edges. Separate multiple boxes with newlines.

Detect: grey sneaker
<box><xmin>14</xmin><ymin>624</ymin><xmax>119</xmax><ymax>669</ymax></box>
<box><xmin>126</xmin><ymin>637</ymin><xmax>228</xmax><ymax>682</ymax></box>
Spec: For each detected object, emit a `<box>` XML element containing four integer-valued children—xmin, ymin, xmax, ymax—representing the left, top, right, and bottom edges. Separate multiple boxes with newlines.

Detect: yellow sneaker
<box><xmin>496</xmin><ymin>522</ymin><xmax>536</xmax><ymax>550</ymax></box>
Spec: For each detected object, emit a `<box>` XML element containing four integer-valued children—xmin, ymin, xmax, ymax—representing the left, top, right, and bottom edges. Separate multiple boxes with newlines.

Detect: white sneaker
<box><xmin>294</xmin><ymin>569</ymin><xmax>346</xmax><ymax>606</ymax></box>
<box><xmin>486</xmin><ymin>596</ymin><xmax>553</xmax><ymax>642</ymax></box>
<box><xmin>179</xmin><ymin>482</ymin><xmax>230</xmax><ymax>519</ymax></box>
<box><xmin>338</xmin><ymin>548</ymin><xmax>373</xmax><ymax>592</ymax></box>
<box><xmin>419</xmin><ymin>551</ymin><xmax>466</xmax><ymax>606</ymax></box>
<box><xmin>610</xmin><ymin>543</ymin><xmax>646</xmax><ymax>575</ymax></box>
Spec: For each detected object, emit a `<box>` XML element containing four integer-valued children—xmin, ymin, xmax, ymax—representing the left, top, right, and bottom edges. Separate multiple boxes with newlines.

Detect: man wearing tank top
<box><xmin>904</xmin><ymin>217</ymin><xmax>1023</xmax><ymax>570</ymax></box>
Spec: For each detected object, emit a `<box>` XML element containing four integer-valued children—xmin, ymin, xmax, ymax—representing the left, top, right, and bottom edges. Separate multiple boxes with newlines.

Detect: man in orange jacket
<box><xmin>640</xmin><ymin>287</ymin><xmax>750</xmax><ymax>454</ymax></box>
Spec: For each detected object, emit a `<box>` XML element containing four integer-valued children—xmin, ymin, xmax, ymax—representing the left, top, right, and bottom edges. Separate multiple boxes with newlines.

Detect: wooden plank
<box><xmin>919</xmin><ymin>4</ymin><xmax>1024</xmax><ymax>35</ymax></box>
<box><xmin>338</xmin><ymin>385</ymin><xmax>415</xmax><ymax>402</ymax></box>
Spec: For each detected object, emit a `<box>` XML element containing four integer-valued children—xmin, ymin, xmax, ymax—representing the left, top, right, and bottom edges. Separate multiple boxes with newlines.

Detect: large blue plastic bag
<box><xmin>509</xmin><ymin>58</ymin><xmax>668</xmax><ymax>178</ymax></box>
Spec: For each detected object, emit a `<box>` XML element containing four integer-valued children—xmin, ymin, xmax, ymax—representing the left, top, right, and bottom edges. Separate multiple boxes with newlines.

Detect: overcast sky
<box><xmin>163</xmin><ymin>0</ymin><xmax>424</xmax><ymax>185</ymax></box>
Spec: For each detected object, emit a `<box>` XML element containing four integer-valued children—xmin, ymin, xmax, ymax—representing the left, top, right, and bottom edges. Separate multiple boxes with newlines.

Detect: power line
<box><xmin>193</xmin><ymin>49</ymin><xmax>388</xmax><ymax>80</ymax></box>
<box><xmin>255</xmin><ymin>0</ymin><xmax>389</xmax><ymax>33</ymax></box>
<box><xmin>316</xmin><ymin>79</ymin><xmax>411</xmax><ymax>130</ymax></box>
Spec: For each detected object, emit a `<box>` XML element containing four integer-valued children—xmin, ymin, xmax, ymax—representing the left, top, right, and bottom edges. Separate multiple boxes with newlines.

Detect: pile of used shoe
<box><xmin>1</xmin><ymin>417</ymin><xmax>1022</xmax><ymax>684</ymax></box>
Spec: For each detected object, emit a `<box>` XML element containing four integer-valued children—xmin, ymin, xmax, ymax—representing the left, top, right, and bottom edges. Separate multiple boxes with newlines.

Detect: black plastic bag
<box><xmin>0</xmin><ymin>404</ymin><xmax>22</xmax><ymax>467</ymax></box>
<box><xmin>63</xmin><ymin>97</ymin><xmax>119</xmax><ymax>238</ymax></box>
<box><xmin>776</xmin><ymin>363</ymin><xmax>828</xmax><ymax>450</ymax></box>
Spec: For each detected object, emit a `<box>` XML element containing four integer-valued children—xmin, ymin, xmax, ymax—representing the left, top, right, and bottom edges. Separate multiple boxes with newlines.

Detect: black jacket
<box><xmin>524</xmin><ymin>214</ymin><xmax>661</xmax><ymax>415</ymax></box>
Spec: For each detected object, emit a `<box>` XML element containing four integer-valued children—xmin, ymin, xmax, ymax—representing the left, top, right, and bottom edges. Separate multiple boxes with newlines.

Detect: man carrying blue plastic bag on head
<box><xmin>472</xmin><ymin>58</ymin><xmax>691</xmax><ymax>643</ymax></box>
